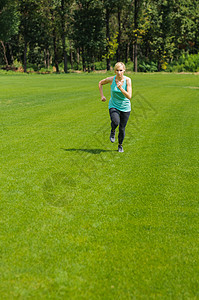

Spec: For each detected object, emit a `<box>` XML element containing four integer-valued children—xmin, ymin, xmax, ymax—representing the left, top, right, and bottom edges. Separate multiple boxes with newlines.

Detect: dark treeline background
<box><xmin>0</xmin><ymin>0</ymin><xmax>198</xmax><ymax>72</ymax></box>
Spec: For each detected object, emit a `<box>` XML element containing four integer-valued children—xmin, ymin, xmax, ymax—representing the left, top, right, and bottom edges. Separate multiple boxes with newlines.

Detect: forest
<box><xmin>0</xmin><ymin>0</ymin><xmax>199</xmax><ymax>73</ymax></box>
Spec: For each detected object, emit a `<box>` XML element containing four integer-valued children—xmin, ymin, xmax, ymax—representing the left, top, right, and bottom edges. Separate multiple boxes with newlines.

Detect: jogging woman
<box><xmin>99</xmin><ymin>62</ymin><xmax>132</xmax><ymax>152</ymax></box>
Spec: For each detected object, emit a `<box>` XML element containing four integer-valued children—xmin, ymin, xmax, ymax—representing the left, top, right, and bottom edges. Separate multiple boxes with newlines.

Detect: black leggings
<box><xmin>109</xmin><ymin>108</ymin><xmax>130</xmax><ymax>145</ymax></box>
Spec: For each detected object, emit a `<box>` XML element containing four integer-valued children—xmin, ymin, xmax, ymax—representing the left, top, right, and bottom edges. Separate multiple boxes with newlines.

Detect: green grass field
<box><xmin>0</xmin><ymin>72</ymin><xmax>198</xmax><ymax>299</ymax></box>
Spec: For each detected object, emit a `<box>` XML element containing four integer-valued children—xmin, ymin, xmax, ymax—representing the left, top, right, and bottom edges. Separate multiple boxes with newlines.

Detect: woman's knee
<box><xmin>112</xmin><ymin>118</ymin><xmax>119</xmax><ymax>127</ymax></box>
<box><xmin>110</xmin><ymin>112</ymin><xmax>120</xmax><ymax>127</ymax></box>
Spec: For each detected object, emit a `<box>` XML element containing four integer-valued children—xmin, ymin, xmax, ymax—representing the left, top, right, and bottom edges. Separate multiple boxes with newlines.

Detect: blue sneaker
<box><xmin>110</xmin><ymin>130</ymin><xmax>115</xmax><ymax>143</ymax></box>
<box><xmin>118</xmin><ymin>144</ymin><xmax>124</xmax><ymax>152</ymax></box>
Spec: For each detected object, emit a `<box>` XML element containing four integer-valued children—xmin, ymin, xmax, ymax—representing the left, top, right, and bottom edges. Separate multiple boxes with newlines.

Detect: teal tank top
<box><xmin>108</xmin><ymin>76</ymin><xmax>131</xmax><ymax>112</ymax></box>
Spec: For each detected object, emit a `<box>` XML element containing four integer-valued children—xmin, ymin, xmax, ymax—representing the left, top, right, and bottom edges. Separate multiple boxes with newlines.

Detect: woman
<box><xmin>99</xmin><ymin>62</ymin><xmax>132</xmax><ymax>152</ymax></box>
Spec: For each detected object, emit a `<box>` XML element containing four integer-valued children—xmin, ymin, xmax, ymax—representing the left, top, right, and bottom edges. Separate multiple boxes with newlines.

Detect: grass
<box><xmin>0</xmin><ymin>72</ymin><xmax>198</xmax><ymax>299</ymax></box>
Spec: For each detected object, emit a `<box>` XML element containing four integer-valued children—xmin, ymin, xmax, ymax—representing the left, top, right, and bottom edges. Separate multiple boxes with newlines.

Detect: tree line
<box><xmin>0</xmin><ymin>0</ymin><xmax>198</xmax><ymax>72</ymax></box>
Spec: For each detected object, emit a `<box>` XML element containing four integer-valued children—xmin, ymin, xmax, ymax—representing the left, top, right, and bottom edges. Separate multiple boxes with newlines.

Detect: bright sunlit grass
<box><xmin>0</xmin><ymin>72</ymin><xmax>198</xmax><ymax>299</ymax></box>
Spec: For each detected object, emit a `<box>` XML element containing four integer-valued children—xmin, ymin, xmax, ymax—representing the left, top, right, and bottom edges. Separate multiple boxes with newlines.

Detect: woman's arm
<box><xmin>117</xmin><ymin>77</ymin><xmax>132</xmax><ymax>100</ymax></box>
<box><xmin>99</xmin><ymin>77</ymin><xmax>113</xmax><ymax>102</ymax></box>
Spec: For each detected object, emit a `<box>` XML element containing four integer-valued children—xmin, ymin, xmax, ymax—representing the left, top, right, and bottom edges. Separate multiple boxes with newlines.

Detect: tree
<box><xmin>56</xmin><ymin>0</ymin><xmax>74</xmax><ymax>73</ymax></box>
<box><xmin>19</xmin><ymin>0</ymin><xmax>46</xmax><ymax>72</ymax></box>
<box><xmin>132</xmin><ymin>0</ymin><xmax>144</xmax><ymax>72</ymax></box>
<box><xmin>139</xmin><ymin>0</ymin><xmax>175</xmax><ymax>71</ymax></box>
<box><xmin>114</xmin><ymin>0</ymin><xmax>129</xmax><ymax>62</ymax></box>
<box><xmin>1</xmin><ymin>0</ymin><xmax>198</xmax><ymax>72</ymax></box>
<box><xmin>71</xmin><ymin>0</ymin><xmax>105</xmax><ymax>71</ymax></box>
<box><xmin>0</xmin><ymin>0</ymin><xmax>19</xmax><ymax>67</ymax></box>
<box><xmin>101</xmin><ymin>0</ymin><xmax>117</xmax><ymax>70</ymax></box>
<box><xmin>60</xmin><ymin>0</ymin><xmax>68</xmax><ymax>73</ymax></box>
<box><xmin>172</xmin><ymin>0</ymin><xmax>199</xmax><ymax>55</ymax></box>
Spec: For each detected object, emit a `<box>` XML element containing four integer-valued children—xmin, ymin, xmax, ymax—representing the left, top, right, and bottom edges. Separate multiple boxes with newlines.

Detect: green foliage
<box><xmin>142</xmin><ymin>0</ymin><xmax>175</xmax><ymax>67</ymax></box>
<box><xmin>126</xmin><ymin>59</ymin><xmax>158</xmax><ymax>72</ymax></box>
<box><xmin>94</xmin><ymin>60</ymin><xmax>107</xmax><ymax>70</ymax></box>
<box><xmin>71</xmin><ymin>0</ymin><xmax>105</xmax><ymax>68</ymax></box>
<box><xmin>39</xmin><ymin>66</ymin><xmax>54</xmax><ymax>73</ymax></box>
<box><xmin>167</xmin><ymin>53</ymin><xmax>199</xmax><ymax>72</ymax></box>
<box><xmin>0</xmin><ymin>0</ymin><xmax>199</xmax><ymax>72</ymax></box>
<box><xmin>0</xmin><ymin>0</ymin><xmax>19</xmax><ymax>42</ymax></box>
<box><xmin>138</xmin><ymin>60</ymin><xmax>158</xmax><ymax>72</ymax></box>
<box><xmin>103</xmin><ymin>32</ymin><xmax>119</xmax><ymax>60</ymax></box>
<box><xmin>13</xmin><ymin>59</ymin><xmax>22</xmax><ymax>68</ymax></box>
<box><xmin>172</xmin><ymin>0</ymin><xmax>199</xmax><ymax>52</ymax></box>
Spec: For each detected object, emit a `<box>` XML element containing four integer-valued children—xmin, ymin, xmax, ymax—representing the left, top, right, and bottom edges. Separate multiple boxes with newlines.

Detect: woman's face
<box><xmin>115</xmin><ymin>65</ymin><xmax>125</xmax><ymax>78</ymax></box>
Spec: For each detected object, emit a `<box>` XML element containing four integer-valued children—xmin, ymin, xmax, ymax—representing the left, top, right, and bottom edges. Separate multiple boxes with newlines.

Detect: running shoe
<box><xmin>118</xmin><ymin>144</ymin><xmax>124</xmax><ymax>152</ymax></box>
<box><xmin>110</xmin><ymin>130</ymin><xmax>115</xmax><ymax>143</ymax></box>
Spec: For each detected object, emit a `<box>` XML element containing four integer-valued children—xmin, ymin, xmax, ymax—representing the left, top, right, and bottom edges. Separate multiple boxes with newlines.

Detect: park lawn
<box><xmin>0</xmin><ymin>72</ymin><xmax>198</xmax><ymax>299</ymax></box>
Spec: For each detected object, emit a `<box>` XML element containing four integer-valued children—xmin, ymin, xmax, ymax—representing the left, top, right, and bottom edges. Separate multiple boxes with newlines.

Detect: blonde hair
<box><xmin>114</xmin><ymin>62</ymin><xmax>126</xmax><ymax>73</ymax></box>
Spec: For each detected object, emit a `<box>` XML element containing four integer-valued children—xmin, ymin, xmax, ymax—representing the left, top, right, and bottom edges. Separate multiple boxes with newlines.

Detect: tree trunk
<box><xmin>47</xmin><ymin>50</ymin><xmax>50</xmax><ymax>69</ymax></box>
<box><xmin>82</xmin><ymin>47</ymin><xmax>86</xmax><ymax>72</ymax></box>
<box><xmin>8</xmin><ymin>43</ymin><xmax>14</xmax><ymax>65</ymax></box>
<box><xmin>24</xmin><ymin>41</ymin><xmax>28</xmax><ymax>72</ymax></box>
<box><xmin>0</xmin><ymin>41</ymin><xmax>9</xmax><ymax>67</ymax></box>
<box><xmin>91</xmin><ymin>54</ymin><xmax>95</xmax><ymax>71</ymax></box>
<box><xmin>134</xmin><ymin>43</ymin><xmax>138</xmax><ymax>72</ymax></box>
<box><xmin>134</xmin><ymin>0</ymin><xmax>138</xmax><ymax>72</ymax></box>
<box><xmin>44</xmin><ymin>49</ymin><xmax>46</xmax><ymax>68</ymax></box>
<box><xmin>105</xmin><ymin>8</ymin><xmax>111</xmax><ymax>71</ymax></box>
<box><xmin>53</xmin><ymin>33</ymin><xmax>59</xmax><ymax>73</ymax></box>
<box><xmin>116</xmin><ymin>8</ymin><xmax>121</xmax><ymax>62</ymax></box>
<box><xmin>158</xmin><ymin>60</ymin><xmax>161</xmax><ymax>71</ymax></box>
<box><xmin>77</xmin><ymin>48</ymin><xmax>80</xmax><ymax>70</ymax></box>
<box><xmin>62</xmin><ymin>35</ymin><xmax>67</xmax><ymax>73</ymax></box>
<box><xmin>69</xmin><ymin>41</ymin><xmax>73</xmax><ymax>69</ymax></box>
<box><xmin>61</xmin><ymin>0</ymin><xmax>67</xmax><ymax>73</ymax></box>
<box><xmin>125</xmin><ymin>42</ymin><xmax>130</xmax><ymax>63</ymax></box>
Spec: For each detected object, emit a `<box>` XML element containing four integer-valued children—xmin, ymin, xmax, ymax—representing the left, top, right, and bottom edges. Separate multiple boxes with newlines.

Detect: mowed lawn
<box><xmin>0</xmin><ymin>72</ymin><xmax>198</xmax><ymax>299</ymax></box>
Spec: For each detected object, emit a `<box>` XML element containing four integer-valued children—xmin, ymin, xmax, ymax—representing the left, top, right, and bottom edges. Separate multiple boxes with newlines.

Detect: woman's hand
<box><xmin>116</xmin><ymin>81</ymin><xmax>122</xmax><ymax>89</ymax></box>
<box><xmin>116</xmin><ymin>78</ymin><xmax>132</xmax><ymax>99</ymax></box>
<box><xmin>99</xmin><ymin>77</ymin><xmax>114</xmax><ymax>102</ymax></box>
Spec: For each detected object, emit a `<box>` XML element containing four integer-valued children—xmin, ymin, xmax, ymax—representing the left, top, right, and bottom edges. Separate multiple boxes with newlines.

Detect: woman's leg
<box><xmin>109</xmin><ymin>108</ymin><xmax>120</xmax><ymax>143</ymax></box>
<box><xmin>118</xmin><ymin>111</ymin><xmax>130</xmax><ymax>145</ymax></box>
<box><xmin>109</xmin><ymin>108</ymin><xmax>120</xmax><ymax>131</ymax></box>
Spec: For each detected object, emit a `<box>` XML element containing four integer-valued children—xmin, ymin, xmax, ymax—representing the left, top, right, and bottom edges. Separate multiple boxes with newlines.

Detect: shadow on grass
<box><xmin>61</xmin><ymin>148</ymin><xmax>116</xmax><ymax>154</ymax></box>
